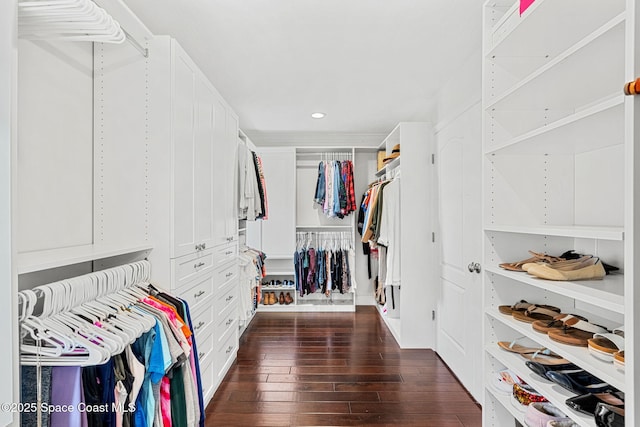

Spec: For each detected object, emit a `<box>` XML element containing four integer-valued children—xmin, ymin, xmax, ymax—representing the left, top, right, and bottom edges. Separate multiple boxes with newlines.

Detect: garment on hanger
<box><xmin>238</xmin><ymin>247</ymin><xmax>266</xmax><ymax>320</ymax></box>
<box><xmin>313</xmin><ymin>159</ymin><xmax>356</xmax><ymax>218</ymax></box>
<box><xmin>238</xmin><ymin>144</ymin><xmax>269</xmax><ymax>221</ymax></box>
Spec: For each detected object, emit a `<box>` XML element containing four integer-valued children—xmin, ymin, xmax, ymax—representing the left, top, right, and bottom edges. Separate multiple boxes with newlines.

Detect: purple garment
<box><xmin>306</xmin><ymin>248</ymin><xmax>317</xmax><ymax>292</ymax></box>
<box><xmin>50</xmin><ymin>366</ymin><xmax>88</xmax><ymax>427</ymax></box>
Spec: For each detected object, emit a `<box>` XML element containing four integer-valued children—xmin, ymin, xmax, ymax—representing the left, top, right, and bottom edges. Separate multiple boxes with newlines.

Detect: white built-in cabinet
<box><xmin>482</xmin><ymin>1</ymin><xmax>639</xmax><ymax>425</ymax></box>
<box><xmin>146</xmin><ymin>37</ymin><xmax>239</xmax><ymax>402</ymax></box>
<box><xmin>373</xmin><ymin>123</ymin><xmax>437</xmax><ymax>349</ymax></box>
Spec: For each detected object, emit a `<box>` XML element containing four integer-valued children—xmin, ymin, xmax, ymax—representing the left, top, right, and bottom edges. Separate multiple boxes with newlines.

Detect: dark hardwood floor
<box><xmin>205</xmin><ymin>306</ymin><xmax>482</xmax><ymax>426</ymax></box>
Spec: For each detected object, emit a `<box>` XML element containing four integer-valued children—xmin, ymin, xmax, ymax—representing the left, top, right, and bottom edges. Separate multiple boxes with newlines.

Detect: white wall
<box><xmin>1</xmin><ymin>1</ymin><xmax>17</xmax><ymax>424</ymax></box>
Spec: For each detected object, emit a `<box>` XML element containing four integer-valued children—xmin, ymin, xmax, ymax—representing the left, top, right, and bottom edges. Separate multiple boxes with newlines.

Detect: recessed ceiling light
<box><xmin>311</xmin><ymin>112</ymin><xmax>326</xmax><ymax>119</ymax></box>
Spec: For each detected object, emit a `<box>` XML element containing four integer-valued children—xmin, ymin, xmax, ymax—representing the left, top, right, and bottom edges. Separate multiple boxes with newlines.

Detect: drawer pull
<box><xmin>202</xmin><ymin>243</ymin><xmax>207</xmax><ymax>250</ymax></box>
<box><xmin>195</xmin><ymin>244</ymin><xmax>201</xmax><ymax>251</ymax></box>
<box><xmin>225</xmin><ymin>251</ymin><xmax>233</xmax><ymax>255</ymax></box>
<box><xmin>198</xmin><ymin>352</ymin><xmax>205</xmax><ymax>359</ymax></box>
<box><xmin>225</xmin><ymin>295</ymin><xmax>234</xmax><ymax>302</ymax></box>
<box><xmin>194</xmin><ymin>262</ymin><xmax>205</xmax><ymax>269</ymax></box>
<box><xmin>225</xmin><ymin>318</ymin><xmax>233</xmax><ymax>326</ymax></box>
<box><xmin>225</xmin><ymin>272</ymin><xmax>233</xmax><ymax>278</ymax></box>
<box><xmin>226</xmin><ymin>346</ymin><xmax>233</xmax><ymax>354</ymax></box>
<box><xmin>194</xmin><ymin>321</ymin><xmax>205</xmax><ymax>331</ymax></box>
<box><xmin>194</xmin><ymin>290</ymin><xmax>206</xmax><ymax>298</ymax></box>
<box><xmin>226</xmin><ymin>236</ymin><xmax>233</xmax><ymax>242</ymax></box>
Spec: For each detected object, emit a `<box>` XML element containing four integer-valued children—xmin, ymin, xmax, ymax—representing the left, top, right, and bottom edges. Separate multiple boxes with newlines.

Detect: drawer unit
<box><xmin>212</xmin><ymin>242</ymin><xmax>238</xmax><ymax>268</ymax></box>
<box><xmin>171</xmin><ymin>249</ymin><xmax>215</xmax><ymax>289</ymax></box>
<box><xmin>178</xmin><ymin>271</ymin><xmax>214</xmax><ymax>311</ymax></box>
<box><xmin>214</xmin><ymin>261</ymin><xmax>238</xmax><ymax>291</ymax></box>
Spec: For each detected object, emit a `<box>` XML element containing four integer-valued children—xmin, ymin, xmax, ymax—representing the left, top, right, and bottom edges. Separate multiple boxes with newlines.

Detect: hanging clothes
<box><xmin>238</xmin><ymin>247</ymin><xmax>266</xmax><ymax>321</ymax></box>
<box><xmin>313</xmin><ymin>159</ymin><xmax>356</xmax><ymax>218</ymax></box>
<box><xmin>238</xmin><ymin>144</ymin><xmax>269</xmax><ymax>221</ymax></box>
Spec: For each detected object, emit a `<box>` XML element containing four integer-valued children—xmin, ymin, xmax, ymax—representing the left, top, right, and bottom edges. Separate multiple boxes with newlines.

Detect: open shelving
<box><xmin>482</xmin><ymin>0</ymin><xmax>635</xmax><ymax>424</ymax></box>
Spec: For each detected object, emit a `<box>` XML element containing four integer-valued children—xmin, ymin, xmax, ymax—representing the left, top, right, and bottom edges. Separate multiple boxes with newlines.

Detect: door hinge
<box><xmin>431</xmin><ymin>153</ymin><xmax>435</xmax><ymax>164</ymax></box>
<box><xmin>432</xmin><ymin>310</ymin><xmax>435</xmax><ymax>320</ymax></box>
<box><xmin>431</xmin><ymin>232</ymin><xmax>435</xmax><ymax>243</ymax></box>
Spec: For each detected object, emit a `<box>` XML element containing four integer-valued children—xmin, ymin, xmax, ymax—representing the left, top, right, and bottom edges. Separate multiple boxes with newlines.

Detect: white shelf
<box><xmin>264</xmin><ymin>271</ymin><xmax>294</xmax><ymax>276</ymax></box>
<box><xmin>485</xmin><ymin>14</ymin><xmax>624</xmax><ymax>112</ymax></box>
<box><xmin>487</xmin><ymin>0</ymin><xmax>625</xmax><ymax>62</ymax></box>
<box><xmin>17</xmin><ymin>243</ymin><xmax>152</xmax><ymax>274</ymax></box>
<box><xmin>485</xmin><ymin>95</ymin><xmax>624</xmax><ymax>155</ymax></box>
<box><xmin>374</xmin><ymin>157</ymin><xmax>400</xmax><ymax>177</ymax></box>
<box><xmin>486</xmin><ymin>309</ymin><xmax>625</xmax><ymax>391</ymax></box>
<box><xmin>485</xmin><ymin>267</ymin><xmax>624</xmax><ymax>314</ymax></box>
<box><xmin>484</xmin><ymin>387</ymin><xmax>526</xmax><ymax>426</ymax></box>
<box><xmin>257</xmin><ymin>303</ymin><xmax>355</xmax><ymax>313</ymax></box>
<box><xmin>486</xmin><ymin>345</ymin><xmax>596</xmax><ymax>427</ymax></box>
<box><xmin>260</xmin><ymin>286</ymin><xmax>296</xmax><ymax>291</ymax></box>
<box><xmin>296</xmin><ymin>225</ymin><xmax>353</xmax><ymax>229</ymax></box>
<box><xmin>484</xmin><ymin>224</ymin><xmax>624</xmax><ymax>241</ymax></box>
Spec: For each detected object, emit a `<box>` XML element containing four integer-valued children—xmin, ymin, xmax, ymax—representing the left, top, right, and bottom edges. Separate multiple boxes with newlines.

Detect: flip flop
<box><xmin>498</xmin><ymin>340</ymin><xmax>560</xmax><ymax>357</ymax></box>
<box><xmin>545</xmin><ymin>370</ymin><xmax>613</xmax><ymax>395</ymax></box>
<box><xmin>498</xmin><ymin>300</ymin><xmax>560</xmax><ymax>316</ymax></box>
<box><xmin>588</xmin><ymin>326</ymin><xmax>624</xmax><ymax>363</ymax></box>
<box><xmin>520</xmin><ymin>351</ymin><xmax>570</xmax><ymax>365</ymax></box>
<box><xmin>531</xmin><ymin>313</ymin><xmax>589</xmax><ymax>334</ymax></box>
<box><xmin>512</xmin><ymin>306</ymin><xmax>562</xmax><ymax>323</ymax></box>
<box><xmin>548</xmin><ymin>315</ymin><xmax>608</xmax><ymax>347</ymax></box>
<box><xmin>525</xmin><ymin>360</ymin><xmax>581</xmax><ymax>380</ymax></box>
<box><xmin>499</xmin><ymin>251</ymin><xmax>565</xmax><ymax>272</ymax></box>
<box><xmin>613</xmin><ymin>351</ymin><xmax>625</xmax><ymax>372</ymax></box>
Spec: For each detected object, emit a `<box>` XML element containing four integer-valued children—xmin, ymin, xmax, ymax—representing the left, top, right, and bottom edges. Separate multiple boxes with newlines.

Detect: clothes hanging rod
<box><xmin>123</xmin><ymin>29</ymin><xmax>148</xmax><ymax>58</ymax></box>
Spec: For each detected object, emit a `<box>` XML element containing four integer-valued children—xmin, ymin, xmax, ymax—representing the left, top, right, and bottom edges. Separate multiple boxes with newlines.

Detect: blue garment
<box><xmin>133</xmin><ymin>319</ymin><xmax>166</xmax><ymax>427</ymax></box>
<box><xmin>182</xmin><ymin>299</ymin><xmax>206</xmax><ymax>427</ymax></box>
<box><xmin>314</xmin><ymin>161</ymin><xmax>325</xmax><ymax>204</ymax></box>
<box><xmin>332</xmin><ymin>162</ymin><xmax>341</xmax><ymax>216</ymax></box>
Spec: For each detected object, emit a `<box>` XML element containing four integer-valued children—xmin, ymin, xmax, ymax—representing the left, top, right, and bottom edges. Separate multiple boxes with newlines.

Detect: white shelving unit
<box><xmin>482</xmin><ymin>0</ymin><xmax>637</xmax><ymax>425</ymax></box>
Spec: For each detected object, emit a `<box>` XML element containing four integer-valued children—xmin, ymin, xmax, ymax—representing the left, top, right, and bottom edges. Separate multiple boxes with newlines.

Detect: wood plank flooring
<box><xmin>205</xmin><ymin>306</ymin><xmax>481</xmax><ymax>426</ymax></box>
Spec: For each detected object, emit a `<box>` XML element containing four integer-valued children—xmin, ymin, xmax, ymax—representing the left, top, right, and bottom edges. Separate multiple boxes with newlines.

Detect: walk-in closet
<box><xmin>3</xmin><ymin>0</ymin><xmax>639</xmax><ymax>426</ymax></box>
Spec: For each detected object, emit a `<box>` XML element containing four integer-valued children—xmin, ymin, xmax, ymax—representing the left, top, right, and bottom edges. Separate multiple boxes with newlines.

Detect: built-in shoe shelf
<box><xmin>484</xmin><ymin>224</ymin><xmax>624</xmax><ymax>241</ymax></box>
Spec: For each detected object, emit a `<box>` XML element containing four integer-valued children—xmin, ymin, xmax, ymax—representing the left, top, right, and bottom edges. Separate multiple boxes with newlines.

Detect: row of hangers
<box><xmin>319</xmin><ymin>152</ymin><xmax>353</xmax><ymax>162</ymax></box>
<box><xmin>18</xmin><ymin>260</ymin><xmax>160</xmax><ymax>367</ymax></box>
<box><xmin>18</xmin><ymin>0</ymin><xmax>126</xmax><ymax>43</ymax></box>
<box><xmin>296</xmin><ymin>231</ymin><xmax>354</xmax><ymax>251</ymax></box>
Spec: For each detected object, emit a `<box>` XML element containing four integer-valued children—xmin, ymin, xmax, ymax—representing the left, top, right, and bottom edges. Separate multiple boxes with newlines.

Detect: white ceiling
<box><xmin>123</xmin><ymin>0</ymin><xmax>483</xmax><ymax>135</ymax></box>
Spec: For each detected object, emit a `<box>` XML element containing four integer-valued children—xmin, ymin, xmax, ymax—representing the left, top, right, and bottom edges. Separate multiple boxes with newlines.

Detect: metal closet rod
<box><xmin>123</xmin><ymin>29</ymin><xmax>149</xmax><ymax>58</ymax></box>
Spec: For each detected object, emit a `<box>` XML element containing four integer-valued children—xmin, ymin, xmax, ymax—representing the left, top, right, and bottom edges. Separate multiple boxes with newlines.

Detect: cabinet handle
<box><xmin>202</xmin><ymin>243</ymin><xmax>206</xmax><ymax>250</ymax></box>
<box><xmin>225</xmin><ymin>295</ymin><xmax>234</xmax><ymax>302</ymax></box>
<box><xmin>194</xmin><ymin>262</ymin><xmax>205</xmax><ymax>269</ymax></box>
<box><xmin>226</xmin><ymin>346</ymin><xmax>233</xmax><ymax>354</ymax></box>
<box><xmin>195</xmin><ymin>244</ymin><xmax>201</xmax><ymax>251</ymax></box>
<box><xmin>226</xmin><ymin>318</ymin><xmax>233</xmax><ymax>326</ymax></box>
<box><xmin>194</xmin><ymin>321</ymin><xmax>205</xmax><ymax>331</ymax></box>
<box><xmin>226</xmin><ymin>236</ymin><xmax>233</xmax><ymax>242</ymax></box>
<box><xmin>225</xmin><ymin>251</ymin><xmax>233</xmax><ymax>255</ymax></box>
<box><xmin>225</xmin><ymin>272</ymin><xmax>233</xmax><ymax>278</ymax></box>
<box><xmin>194</xmin><ymin>290</ymin><xmax>206</xmax><ymax>298</ymax></box>
<box><xmin>198</xmin><ymin>352</ymin><xmax>205</xmax><ymax>359</ymax></box>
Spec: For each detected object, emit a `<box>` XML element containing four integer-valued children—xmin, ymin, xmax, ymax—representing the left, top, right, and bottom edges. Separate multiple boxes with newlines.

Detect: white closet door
<box><xmin>224</xmin><ymin>111</ymin><xmax>239</xmax><ymax>239</ymax></box>
<box><xmin>436</xmin><ymin>104</ymin><xmax>483</xmax><ymax>401</ymax></box>
<box><xmin>172</xmin><ymin>45</ymin><xmax>197</xmax><ymax>257</ymax></box>
<box><xmin>211</xmin><ymin>94</ymin><xmax>228</xmax><ymax>245</ymax></box>
<box><xmin>194</xmin><ymin>77</ymin><xmax>215</xmax><ymax>251</ymax></box>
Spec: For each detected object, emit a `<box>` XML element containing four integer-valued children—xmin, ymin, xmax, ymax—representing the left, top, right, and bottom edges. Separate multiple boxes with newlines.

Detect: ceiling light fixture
<box><xmin>311</xmin><ymin>112</ymin><xmax>326</xmax><ymax>119</ymax></box>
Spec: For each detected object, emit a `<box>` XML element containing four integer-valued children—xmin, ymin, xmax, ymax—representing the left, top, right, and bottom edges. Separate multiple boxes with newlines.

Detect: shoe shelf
<box><xmin>486</xmin><ymin>309</ymin><xmax>625</xmax><ymax>391</ymax></box>
<box><xmin>484</xmin><ymin>224</ymin><xmax>624</xmax><ymax>241</ymax></box>
<box><xmin>485</xmin><ymin>267</ymin><xmax>625</xmax><ymax>314</ymax></box>
<box><xmin>484</xmin><ymin>386</ymin><xmax>528</xmax><ymax>426</ymax></box>
<box><xmin>486</xmin><ymin>345</ymin><xmax>597</xmax><ymax>427</ymax></box>
<box><xmin>485</xmin><ymin>14</ymin><xmax>624</xmax><ymax>112</ymax></box>
<box><xmin>485</xmin><ymin>0</ymin><xmax>625</xmax><ymax>63</ymax></box>
<box><xmin>484</xmin><ymin>95</ymin><xmax>624</xmax><ymax>156</ymax></box>
<box><xmin>260</xmin><ymin>286</ymin><xmax>296</xmax><ymax>291</ymax></box>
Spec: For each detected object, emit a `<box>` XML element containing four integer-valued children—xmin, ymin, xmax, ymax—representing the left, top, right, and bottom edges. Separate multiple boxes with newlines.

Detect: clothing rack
<box><xmin>319</xmin><ymin>152</ymin><xmax>352</xmax><ymax>161</ymax></box>
<box><xmin>296</xmin><ymin>231</ymin><xmax>353</xmax><ymax>251</ymax></box>
<box><xmin>18</xmin><ymin>260</ymin><xmax>155</xmax><ymax>366</ymax></box>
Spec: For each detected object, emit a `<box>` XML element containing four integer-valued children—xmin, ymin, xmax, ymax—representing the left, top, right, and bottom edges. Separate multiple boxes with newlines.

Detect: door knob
<box><xmin>468</xmin><ymin>262</ymin><xmax>481</xmax><ymax>273</ymax></box>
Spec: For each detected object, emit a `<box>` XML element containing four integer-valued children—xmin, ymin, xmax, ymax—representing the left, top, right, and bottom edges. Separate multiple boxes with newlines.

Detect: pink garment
<box><xmin>161</xmin><ymin>377</ymin><xmax>172</xmax><ymax>427</ymax></box>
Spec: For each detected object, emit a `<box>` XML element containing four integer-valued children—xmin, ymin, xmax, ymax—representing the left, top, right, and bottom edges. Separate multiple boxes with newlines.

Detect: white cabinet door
<box><xmin>194</xmin><ymin>77</ymin><xmax>215</xmax><ymax>252</ymax></box>
<box><xmin>258</xmin><ymin>148</ymin><xmax>295</xmax><ymax>258</ymax></box>
<box><xmin>211</xmin><ymin>94</ymin><xmax>228</xmax><ymax>246</ymax></box>
<box><xmin>172</xmin><ymin>43</ymin><xmax>197</xmax><ymax>258</ymax></box>
<box><xmin>224</xmin><ymin>110</ymin><xmax>239</xmax><ymax>240</ymax></box>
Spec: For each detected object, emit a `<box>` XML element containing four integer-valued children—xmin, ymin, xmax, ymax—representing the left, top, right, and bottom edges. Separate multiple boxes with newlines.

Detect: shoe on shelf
<box><xmin>527</xmin><ymin>259</ymin><xmax>606</xmax><ymax>281</ymax></box>
<box><xmin>284</xmin><ymin>292</ymin><xmax>293</xmax><ymax>305</ymax></box>
<box><xmin>524</xmin><ymin>402</ymin><xmax>571</xmax><ymax>427</ymax></box>
<box><xmin>499</xmin><ymin>250</ymin><xmax>565</xmax><ymax>272</ymax></box>
<box><xmin>278</xmin><ymin>292</ymin><xmax>285</xmax><ymax>304</ymax></box>
<box><xmin>594</xmin><ymin>402</ymin><xmax>625</xmax><ymax>427</ymax></box>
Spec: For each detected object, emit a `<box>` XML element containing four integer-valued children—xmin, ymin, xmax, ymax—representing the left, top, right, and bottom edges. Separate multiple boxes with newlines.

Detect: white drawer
<box><xmin>213</xmin><ymin>242</ymin><xmax>238</xmax><ymax>267</ymax></box>
<box><xmin>216</xmin><ymin>281</ymin><xmax>237</xmax><ymax>314</ymax></box>
<box><xmin>171</xmin><ymin>250</ymin><xmax>214</xmax><ymax>289</ymax></box>
<box><xmin>214</xmin><ymin>262</ymin><xmax>237</xmax><ymax>290</ymax></box>
<box><xmin>216</xmin><ymin>326</ymin><xmax>238</xmax><ymax>377</ymax></box>
<box><xmin>216</xmin><ymin>302</ymin><xmax>237</xmax><ymax>337</ymax></box>
<box><xmin>200</xmin><ymin>355</ymin><xmax>215</xmax><ymax>403</ymax></box>
<box><xmin>195</xmin><ymin>329</ymin><xmax>215</xmax><ymax>363</ymax></box>
<box><xmin>190</xmin><ymin>299</ymin><xmax>214</xmax><ymax>337</ymax></box>
<box><xmin>178</xmin><ymin>272</ymin><xmax>214</xmax><ymax>310</ymax></box>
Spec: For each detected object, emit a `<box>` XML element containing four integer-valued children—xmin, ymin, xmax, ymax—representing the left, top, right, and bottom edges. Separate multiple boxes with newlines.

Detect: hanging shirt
<box><xmin>378</xmin><ymin>177</ymin><xmax>401</xmax><ymax>287</ymax></box>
